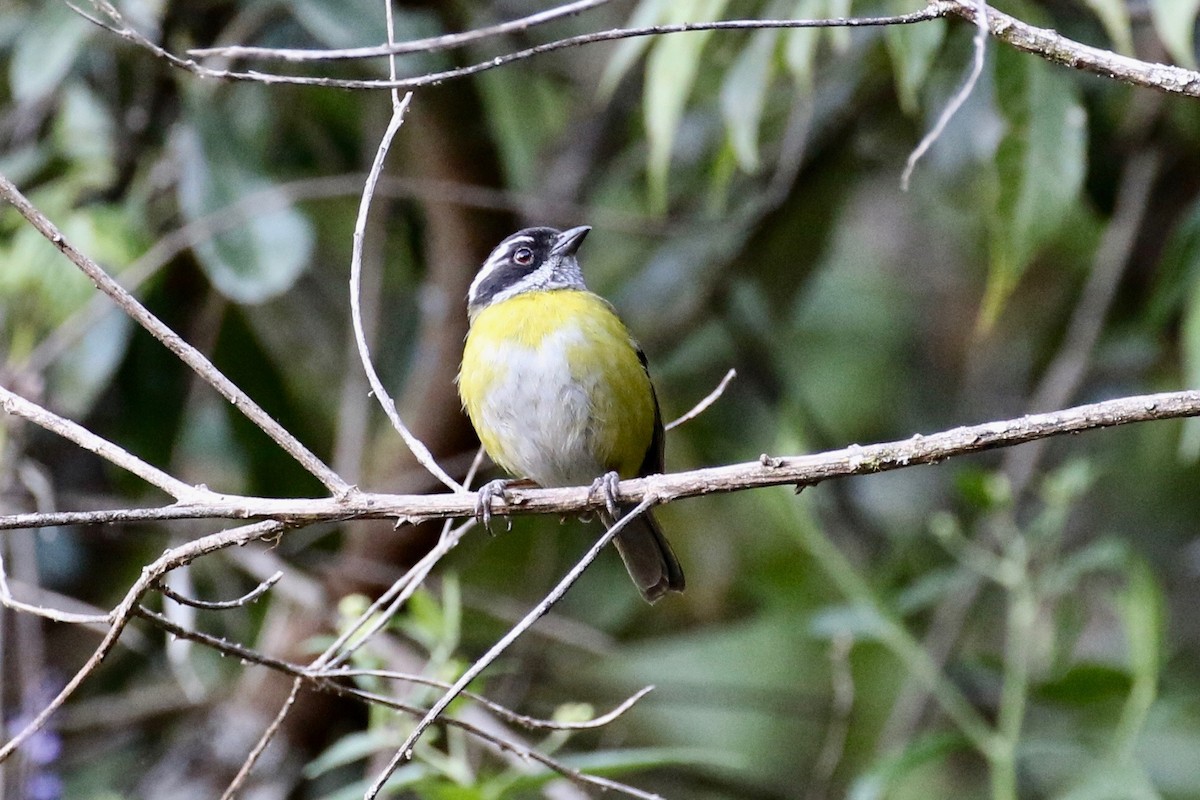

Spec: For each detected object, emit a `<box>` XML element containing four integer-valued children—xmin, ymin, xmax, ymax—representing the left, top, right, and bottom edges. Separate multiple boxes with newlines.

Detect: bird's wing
<box><xmin>635</xmin><ymin>345</ymin><xmax>665</xmax><ymax>478</ymax></box>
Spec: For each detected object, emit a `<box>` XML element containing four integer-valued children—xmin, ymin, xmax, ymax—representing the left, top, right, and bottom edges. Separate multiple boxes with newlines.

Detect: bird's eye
<box><xmin>513</xmin><ymin>247</ymin><xmax>534</xmax><ymax>265</ymax></box>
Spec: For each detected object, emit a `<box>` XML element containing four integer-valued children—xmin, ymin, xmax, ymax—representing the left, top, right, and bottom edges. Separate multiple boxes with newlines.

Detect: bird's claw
<box><xmin>589</xmin><ymin>471</ymin><xmax>622</xmax><ymax>520</ymax></box>
<box><xmin>475</xmin><ymin>478</ymin><xmax>513</xmax><ymax>534</ymax></box>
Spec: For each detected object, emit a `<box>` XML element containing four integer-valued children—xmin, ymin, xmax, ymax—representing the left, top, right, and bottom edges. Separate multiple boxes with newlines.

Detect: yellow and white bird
<box><xmin>457</xmin><ymin>226</ymin><xmax>685</xmax><ymax>603</ymax></box>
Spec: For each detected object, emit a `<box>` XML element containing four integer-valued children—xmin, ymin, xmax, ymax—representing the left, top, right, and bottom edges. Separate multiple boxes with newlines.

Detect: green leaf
<box><xmin>644</xmin><ymin>0</ymin><xmax>730</xmax><ymax>211</ymax></box>
<box><xmin>305</xmin><ymin>729</ymin><xmax>397</xmax><ymax>778</ymax></box>
<box><xmin>809</xmin><ymin>602</ymin><xmax>889</xmax><ymax>640</ymax></box>
<box><xmin>52</xmin><ymin>309</ymin><xmax>134</xmax><ymax>419</ymax></box>
<box><xmin>175</xmin><ymin>126</ymin><xmax>314</xmax><ymax>304</ymax></box>
<box><xmin>720</xmin><ymin>28</ymin><xmax>779</xmax><ymax>172</ymax></box>
<box><xmin>1113</xmin><ymin>557</ymin><xmax>1164</xmax><ymax>757</ymax></box>
<box><xmin>598</xmin><ymin>0</ymin><xmax>672</xmax><ymax>99</ymax></box>
<box><xmin>885</xmin><ymin>16</ymin><xmax>946</xmax><ymax>115</ymax></box>
<box><xmin>982</xmin><ymin>47</ymin><xmax>1087</xmax><ymax>328</ymax></box>
<box><xmin>1082</xmin><ymin>0</ymin><xmax>1135</xmax><ymax>54</ymax></box>
<box><xmin>826</xmin><ymin>0</ymin><xmax>853</xmax><ymax>52</ymax></box>
<box><xmin>1036</xmin><ymin>663</ymin><xmax>1132</xmax><ymax>705</ymax></box>
<box><xmin>1181</xmin><ymin>275</ymin><xmax>1200</xmax><ymax>457</ymax></box>
<box><xmin>1041</xmin><ymin>538</ymin><xmax>1129</xmax><ymax>596</ymax></box>
<box><xmin>893</xmin><ymin>567</ymin><xmax>974</xmax><ymax>615</ymax></box>
<box><xmin>1053</xmin><ymin>761</ymin><xmax>1161</xmax><ymax>800</ymax></box>
<box><xmin>784</xmin><ymin>0</ymin><xmax>825</xmax><ymax>90</ymax></box>
<box><xmin>1151</xmin><ymin>0</ymin><xmax>1200</xmax><ymax>67</ymax></box>
<box><xmin>849</xmin><ymin>732</ymin><xmax>969</xmax><ymax>800</ymax></box>
<box><xmin>52</xmin><ymin>84</ymin><xmax>118</xmax><ymax>191</ymax></box>
<box><xmin>1149</xmin><ymin>192</ymin><xmax>1200</xmax><ymax>335</ymax></box>
<box><xmin>291</xmin><ymin>0</ymin><xmax>385</xmax><ymax>49</ymax></box>
<box><xmin>9</xmin><ymin>2</ymin><xmax>91</xmax><ymax>102</ymax></box>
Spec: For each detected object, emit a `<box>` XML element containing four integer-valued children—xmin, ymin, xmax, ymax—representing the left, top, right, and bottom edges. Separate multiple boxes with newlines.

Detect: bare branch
<box><xmin>316</xmin><ymin>518</ymin><xmax>476</xmax><ymax>670</ymax></box>
<box><xmin>902</xmin><ymin>0</ymin><xmax>988</xmax><ymax>189</ymax></box>
<box><xmin>78</xmin><ymin>0</ymin><xmax>1200</xmax><ymax>99</ymax></box>
<box><xmin>323</xmin><ymin>667</ymin><xmax>653</xmax><ymax>730</ymax></box>
<box><xmin>220</xmin><ymin>678</ymin><xmax>301</xmax><ymax>800</ymax></box>
<box><xmin>943</xmin><ymin>0</ymin><xmax>1200</xmax><ymax>96</ymax></box>
<box><xmin>665</xmin><ymin>368</ymin><xmax>736</xmax><ymax>431</ymax></box>
<box><xmin>0</xmin><ymin>385</ymin><xmax>207</xmax><ymax>502</ymax></box>
<box><xmin>192</xmin><ymin>0</ymin><xmax>613</xmax><ymax>61</ymax></box>
<box><xmin>0</xmin><ymin>548</ymin><xmax>111</xmax><ymax>625</ymax></box>
<box><xmin>4</xmin><ymin>389</ymin><xmax>1200</xmax><ymax>532</ymax></box>
<box><xmin>134</xmin><ymin>604</ymin><xmax>646</xmax><ymax>733</ymax></box>
<box><xmin>367</xmin><ymin>498</ymin><xmax>659</xmax><ymax>798</ymax></box>
<box><xmin>76</xmin><ymin>3</ymin><xmax>947</xmax><ymax>91</ymax></box>
<box><xmin>132</xmin><ymin>606</ymin><xmax>657</xmax><ymax>798</ymax></box>
<box><xmin>348</xmin><ymin>94</ymin><xmax>463</xmax><ymax>492</ymax></box>
<box><xmin>0</xmin><ymin>519</ymin><xmax>286</xmax><ymax>761</ymax></box>
<box><xmin>0</xmin><ymin>173</ymin><xmax>351</xmax><ymax>497</ymax></box>
<box><xmin>156</xmin><ymin>571</ymin><xmax>282</xmax><ymax>610</ymax></box>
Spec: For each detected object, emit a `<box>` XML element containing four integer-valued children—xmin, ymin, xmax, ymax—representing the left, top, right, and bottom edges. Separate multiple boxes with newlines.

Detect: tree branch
<box><xmin>75</xmin><ymin>2</ymin><xmax>947</xmax><ymax>90</ymax></box>
<box><xmin>189</xmin><ymin>0</ymin><xmax>615</xmax><ymax>61</ymax></box>
<box><xmin>366</xmin><ymin>497</ymin><xmax>660</xmax><ymax>799</ymax></box>
<box><xmin>3</xmin><ymin>389</ymin><xmax>1198</xmax><ymax>531</ymax></box>
<box><xmin>348</xmin><ymin>92</ymin><xmax>463</xmax><ymax>492</ymax></box>
<box><xmin>0</xmin><ymin>520</ymin><xmax>287</xmax><ymax>762</ymax></box>
<box><xmin>943</xmin><ymin>0</ymin><xmax>1200</xmax><ymax>97</ymax></box>
<box><xmin>0</xmin><ymin>173</ymin><xmax>351</xmax><ymax>497</ymax></box>
<box><xmin>74</xmin><ymin>0</ymin><xmax>1200</xmax><ymax>99</ymax></box>
<box><xmin>0</xmin><ymin>385</ymin><xmax>205</xmax><ymax>502</ymax></box>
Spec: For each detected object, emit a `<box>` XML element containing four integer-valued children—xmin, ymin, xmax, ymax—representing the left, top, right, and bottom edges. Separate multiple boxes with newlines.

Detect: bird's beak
<box><xmin>552</xmin><ymin>225</ymin><xmax>591</xmax><ymax>257</ymax></box>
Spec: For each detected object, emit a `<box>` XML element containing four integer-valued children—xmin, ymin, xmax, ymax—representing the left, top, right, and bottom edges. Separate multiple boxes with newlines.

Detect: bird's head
<box><xmin>467</xmin><ymin>225</ymin><xmax>591</xmax><ymax>318</ymax></box>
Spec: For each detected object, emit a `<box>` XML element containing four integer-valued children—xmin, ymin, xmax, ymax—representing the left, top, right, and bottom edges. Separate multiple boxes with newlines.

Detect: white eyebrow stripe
<box><xmin>495</xmin><ymin>236</ymin><xmax>534</xmax><ymax>258</ymax></box>
<box><xmin>469</xmin><ymin>235</ymin><xmax>537</xmax><ymax>305</ymax></box>
<box><xmin>478</xmin><ymin>236</ymin><xmax>536</xmax><ymax>277</ymax></box>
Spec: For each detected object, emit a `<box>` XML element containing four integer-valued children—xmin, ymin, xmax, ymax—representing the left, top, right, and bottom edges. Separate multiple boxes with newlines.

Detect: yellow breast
<box><xmin>458</xmin><ymin>290</ymin><xmax>656</xmax><ymax>486</ymax></box>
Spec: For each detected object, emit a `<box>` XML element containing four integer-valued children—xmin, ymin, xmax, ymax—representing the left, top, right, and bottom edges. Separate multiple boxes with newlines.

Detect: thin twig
<box><xmin>878</xmin><ymin>150</ymin><xmax>1161</xmax><ymax>751</ymax></box>
<box><xmin>134</xmin><ymin>604</ymin><xmax>647</xmax><ymax>733</ymax></box>
<box><xmin>0</xmin><ymin>173</ymin><xmax>350</xmax><ymax>497</ymax></box>
<box><xmin>318</xmin><ymin>517</ymin><xmax>476</xmax><ymax>670</ymax></box>
<box><xmin>0</xmin><ymin>385</ymin><xmax>207</xmax><ymax>502</ymax></box>
<box><xmin>944</xmin><ymin>0</ymin><xmax>1200</xmax><ymax>96</ymax></box>
<box><xmin>366</xmin><ymin>497</ymin><xmax>658</xmax><ymax>799</ymax></box>
<box><xmin>323</xmin><ymin>667</ymin><xmax>653</xmax><ymax>730</ymax></box>
<box><xmin>1002</xmin><ymin>151</ymin><xmax>1159</xmax><ymax>491</ymax></box>
<box><xmin>156</xmin><ymin>571</ymin><xmax>282</xmax><ymax>610</ymax></box>
<box><xmin>0</xmin><ymin>547</ymin><xmax>110</xmax><ymax>625</ymax></box>
<box><xmin>76</xmin><ymin>3</ymin><xmax>947</xmax><ymax>91</ymax></box>
<box><xmin>0</xmin><ymin>520</ymin><xmax>287</xmax><ymax>761</ymax></box>
<box><xmin>665</xmin><ymin>368</ymin><xmax>736</xmax><ymax>431</ymax></box>
<box><xmin>78</xmin><ymin>1</ymin><xmax>1200</xmax><ymax>98</ymax></box>
<box><xmin>901</xmin><ymin>0</ymin><xmax>988</xmax><ymax>189</ymax></box>
<box><xmin>315</xmin><ymin>452</ymin><xmax>486</xmax><ymax>667</ymax></box>
<box><xmin>19</xmin><ymin>174</ymin><xmax>659</xmax><ymax>377</ymax></box>
<box><xmin>219</xmin><ymin>677</ymin><xmax>301</xmax><ymax>800</ymax></box>
<box><xmin>5</xmin><ymin>389</ymin><xmax>1200</xmax><ymax>531</ymax></box>
<box><xmin>348</xmin><ymin>94</ymin><xmax>462</xmax><ymax>492</ymax></box>
<box><xmin>130</xmin><ymin>606</ymin><xmax>657</xmax><ymax>798</ymax></box>
<box><xmin>191</xmin><ymin>0</ymin><xmax>614</xmax><ymax>61</ymax></box>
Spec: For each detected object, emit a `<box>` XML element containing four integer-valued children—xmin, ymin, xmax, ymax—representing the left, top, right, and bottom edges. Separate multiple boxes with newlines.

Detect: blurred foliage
<box><xmin>6</xmin><ymin>0</ymin><xmax>1200</xmax><ymax>799</ymax></box>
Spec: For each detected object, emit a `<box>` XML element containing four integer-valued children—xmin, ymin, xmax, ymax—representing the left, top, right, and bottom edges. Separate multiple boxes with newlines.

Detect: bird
<box><xmin>457</xmin><ymin>225</ymin><xmax>685</xmax><ymax>603</ymax></box>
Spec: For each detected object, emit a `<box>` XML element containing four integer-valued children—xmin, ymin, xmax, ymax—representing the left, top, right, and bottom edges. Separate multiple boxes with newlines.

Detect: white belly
<box><xmin>476</xmin><ymin>326</ymin><xmax>606</xmax><ymax>487</ymax></box>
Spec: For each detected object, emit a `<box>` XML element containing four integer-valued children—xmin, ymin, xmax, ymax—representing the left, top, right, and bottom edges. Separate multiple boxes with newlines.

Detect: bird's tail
<box><xmin>608</xmin><ymin>508</ymin><xmax>685</xmax><ymax>603</ymax></box>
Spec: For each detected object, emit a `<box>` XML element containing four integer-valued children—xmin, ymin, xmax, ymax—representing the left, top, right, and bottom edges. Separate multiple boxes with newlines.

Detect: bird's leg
<box><xmin>474</xmin><ymin>478</ymin><xmax>536</xmax><ymax>533</ymax></box>
<box><xmin>476</xmin><ymin>478</ymin><xmax>513</xmax><ymax>534</ymax></box>
<box><xmin>588</xmin><ymin>471</ymin><xmax>622</xmax><ymax>521</ymax></box>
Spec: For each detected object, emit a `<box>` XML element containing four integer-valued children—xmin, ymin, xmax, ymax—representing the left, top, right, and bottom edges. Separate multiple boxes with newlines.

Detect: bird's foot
<box><xmin>475</xmin><ymin>478</ymin><xmax>514</xmax><ymax>534</ymax></box>
<box><xmin>589</xmin><ymin>471</ymin><xmax>622</xmax><ymax>520</ymax></box>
